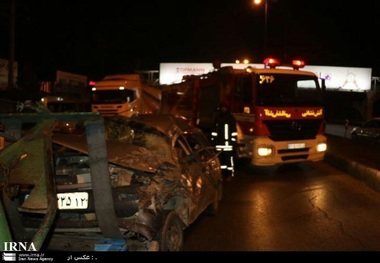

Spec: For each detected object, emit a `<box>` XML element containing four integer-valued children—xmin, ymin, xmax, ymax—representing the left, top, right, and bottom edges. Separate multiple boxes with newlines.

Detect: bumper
<box><xmin>251</xmin><ymin>134</ymin><xmax>327</xmax><ymax>166</ymax></box>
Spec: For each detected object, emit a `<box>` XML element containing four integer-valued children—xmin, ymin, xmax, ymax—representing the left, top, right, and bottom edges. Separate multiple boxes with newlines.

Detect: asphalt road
<box><xmin>183</xmin><ymin>160</ymin><xmax>380</xmax><ymax>251</ymax></box>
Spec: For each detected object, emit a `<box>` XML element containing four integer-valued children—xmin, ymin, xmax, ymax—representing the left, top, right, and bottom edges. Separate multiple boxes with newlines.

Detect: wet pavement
<box><xmin>325</xmin><ymin>123</ymin><xmax>380</xmax><ymax>192</ymax></box>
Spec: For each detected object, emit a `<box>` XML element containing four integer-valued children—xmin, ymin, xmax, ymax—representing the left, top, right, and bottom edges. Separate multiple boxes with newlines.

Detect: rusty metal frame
<box><xmin>0</xmin><ymin>112</ymin><xmax>122</xmax><ymax>250</ymax></box>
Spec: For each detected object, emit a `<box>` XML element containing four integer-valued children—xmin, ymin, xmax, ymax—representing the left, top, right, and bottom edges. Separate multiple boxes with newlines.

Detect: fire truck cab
<box><xmin>161</xmin><ymin>58</ymin><xmax>327</xmax><ymax>167</ymax></box>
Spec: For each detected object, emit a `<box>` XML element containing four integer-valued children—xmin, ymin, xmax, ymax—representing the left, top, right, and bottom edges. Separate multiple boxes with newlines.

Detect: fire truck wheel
<box><xmin>158</xmin><ymin>211</ymin><xmax>184</xmax><ymax>251</ymax></box>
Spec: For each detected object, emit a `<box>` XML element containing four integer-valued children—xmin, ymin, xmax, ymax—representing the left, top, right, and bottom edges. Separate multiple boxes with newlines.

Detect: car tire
<box><xmin>351</xmin><ymin>132</ymin><xmax>358</xmax><ymax>140</ymax></box>
<box><xmin>158</xmin><ymin>211</ymin><xmax>184</xmax><ymax>251</ymax></box>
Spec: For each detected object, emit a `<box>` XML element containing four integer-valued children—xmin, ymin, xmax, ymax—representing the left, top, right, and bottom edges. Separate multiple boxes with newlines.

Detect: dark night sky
<box><xmin>1</xmin><ymin>0</ymin><xmax>379</xmax><ymax>81</ymax></box>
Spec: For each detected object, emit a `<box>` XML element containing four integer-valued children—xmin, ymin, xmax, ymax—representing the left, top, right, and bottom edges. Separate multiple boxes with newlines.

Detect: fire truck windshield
<box><xmin>92</xmin><ymin>89</ymin><xmax>136</xmax><ymax>104</ymax></box>
<box><xmin>255</xmin><ymin>74</ymin><xmax>322</xmax><ymax>107</ymax></box>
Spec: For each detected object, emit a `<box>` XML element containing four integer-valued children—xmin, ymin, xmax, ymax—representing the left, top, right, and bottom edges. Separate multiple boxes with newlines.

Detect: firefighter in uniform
<box><xmin>211</xmin><ymin>101</ymin><xmax>238</xmax><ymax>181</ymax></box>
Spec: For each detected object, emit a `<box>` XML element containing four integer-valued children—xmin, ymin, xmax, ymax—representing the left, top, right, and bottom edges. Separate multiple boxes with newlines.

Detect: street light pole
<box><xmin>8</xmin><ymin>0</ymin><xmax>15</xmax><ymax>89</ymax></box>
<box><xmin>253</xmin><ymin>0</ymin><xmax>268</xmax><ymax>59</ymax></box>
<box><xmin>264</xmin><ymin>0</ymin><xmax>268</xmax><ymax>57</ymax></box>
<box><xmin>254</xmin><ymin>0</ymin><xmax>279</xmax><ymax>59</ymax></box>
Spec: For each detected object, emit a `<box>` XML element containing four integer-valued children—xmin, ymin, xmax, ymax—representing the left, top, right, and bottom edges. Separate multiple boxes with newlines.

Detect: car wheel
<box><xmin>158</xmin><ymin>211</ymin><xmax>184</xmax><ymax>251</ymax></box>
<box><xmin>351</xmin><ymin>132</ymin><xmax>358</xmax><ymax>140</ymax></box>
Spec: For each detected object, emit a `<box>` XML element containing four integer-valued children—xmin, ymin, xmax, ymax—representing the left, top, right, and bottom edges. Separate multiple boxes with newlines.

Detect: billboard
<box><xmin>159</xmin><ymin>63</ymin><xmax>372</xmax><ymax>91</ymax></box>
<box><xmin>304</xmin><ymin>65</ymin><xmax>372</xmax><ymax>91</ymax></box>
<box><xmin>159</xmin><ymin>63</ymin><xmax>215</xmax><ymax>84</ymax></box>
<box><xmin>159</xmin><ymin>63</ymin><xmax>261</xmax><ymax>85</ymax></box>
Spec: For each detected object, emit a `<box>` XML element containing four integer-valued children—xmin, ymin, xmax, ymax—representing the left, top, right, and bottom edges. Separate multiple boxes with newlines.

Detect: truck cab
<box><xmin>91</xmin><ymin>74</ymin><xmax>142</xmax><ymax>117</ymax></box>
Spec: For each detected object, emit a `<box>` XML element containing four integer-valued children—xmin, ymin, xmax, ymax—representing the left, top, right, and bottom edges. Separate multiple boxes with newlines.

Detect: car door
<box><xmin>175</xmin><ymin>131</ymin><xmax>222</xmax><ymax>225</ymax></box>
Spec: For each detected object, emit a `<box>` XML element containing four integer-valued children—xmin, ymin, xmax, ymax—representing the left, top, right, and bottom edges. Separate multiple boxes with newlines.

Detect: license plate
<box><xmin>57</xmin><ymin>192</ymin><xmax>89</xmax><ymax>210</ymax></box>
<box><xmin>287</xmin><ymin>143</ymin><xmax>305</xmax><ymax>149</ymax></box>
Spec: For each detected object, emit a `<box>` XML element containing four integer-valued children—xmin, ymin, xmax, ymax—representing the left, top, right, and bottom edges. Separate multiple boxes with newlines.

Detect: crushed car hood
<box><xmin>52</xmin><ymin>133</ymin><xmax>162</xmax><ymax>173</ymax></box>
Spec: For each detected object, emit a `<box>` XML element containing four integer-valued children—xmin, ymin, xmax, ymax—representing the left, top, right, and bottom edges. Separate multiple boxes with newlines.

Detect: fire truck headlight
<box><xmin>257</xmin><ymin>146</ymin><xmax>273</xmax><ymax>157</ymax></box>
<box><xmin>317</xmin><ymin>143</ymin><xmax>327</xmax><ymax>152</ymax></box>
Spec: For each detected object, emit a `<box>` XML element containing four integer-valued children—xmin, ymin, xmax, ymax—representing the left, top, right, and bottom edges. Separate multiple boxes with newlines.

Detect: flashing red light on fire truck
<box><xmin>292</xmin><ymin>59</ymin><xmax>305</xmax><ymax>70</ymax></box>
<box><xmin>263</xmin><ymin>57</ymin><xmax>280</xmax><ymax>69</ymax></box>
<box><xmin>263</xmin><ymin>57</ymin><xmax>306</xmax><ymax>70</ymax></box>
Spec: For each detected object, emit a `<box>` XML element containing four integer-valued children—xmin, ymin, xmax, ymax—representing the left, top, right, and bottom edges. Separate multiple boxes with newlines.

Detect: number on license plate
<box><xmin>287</xmin><ymin>143</ymin><xmax>305</xmax><ymax>149</ymax></box>
<box><xmin>57</xmin><ymin>192</ymin><xmax>89</xmax><ymax>210</ymax></box>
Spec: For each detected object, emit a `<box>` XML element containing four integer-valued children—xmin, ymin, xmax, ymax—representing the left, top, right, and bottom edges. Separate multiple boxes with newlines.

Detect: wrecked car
<box><xmin>2</xmin><ymin>113</ymin><xmax>222</xmax><ymax>251</ymax></box>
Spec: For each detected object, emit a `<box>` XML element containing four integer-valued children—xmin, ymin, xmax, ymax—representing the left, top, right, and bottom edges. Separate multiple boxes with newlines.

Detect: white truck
<box><xmin>91</xmin><ymin>74</ymin><xmax>162</xmax><ymax>117</ymax></box>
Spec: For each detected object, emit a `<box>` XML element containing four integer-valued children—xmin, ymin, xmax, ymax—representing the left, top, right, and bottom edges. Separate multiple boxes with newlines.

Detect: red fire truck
<box><xmin>159</xmin><ymin>58</ymin><xmax>327</xmax><ymax>166</ymax></box>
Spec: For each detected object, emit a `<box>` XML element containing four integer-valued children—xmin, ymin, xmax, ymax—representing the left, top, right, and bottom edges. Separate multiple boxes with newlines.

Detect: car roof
<box><xmin>53</xmin><ymin>133</ymin><xmax>162</xmax><ymax>173</ymax></box>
